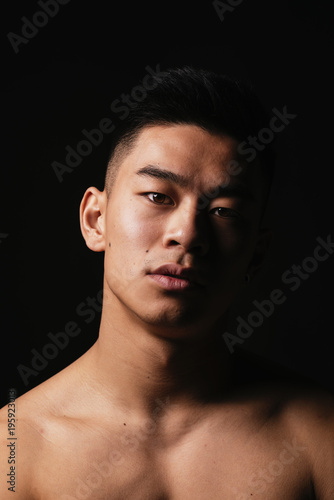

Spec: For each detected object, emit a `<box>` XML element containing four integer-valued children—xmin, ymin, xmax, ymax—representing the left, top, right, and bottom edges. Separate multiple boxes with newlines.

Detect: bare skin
<box><xmin>1</xmin><ymin>125</ymin><xmax>333</xmax><ymax>499</ymax></box>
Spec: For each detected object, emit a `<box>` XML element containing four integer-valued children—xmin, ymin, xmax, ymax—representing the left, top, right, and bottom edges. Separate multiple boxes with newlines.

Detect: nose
<box><xmin>162</xmin><ymin>201</ymin><xmax>210</xmax><ymax>256</ymax></box>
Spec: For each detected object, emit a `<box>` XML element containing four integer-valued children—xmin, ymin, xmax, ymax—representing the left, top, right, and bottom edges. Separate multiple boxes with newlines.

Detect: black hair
<box><xmin>104</xmin><ymin>66</ymin><xmax>276</xmax><ymax>203</ymax></box>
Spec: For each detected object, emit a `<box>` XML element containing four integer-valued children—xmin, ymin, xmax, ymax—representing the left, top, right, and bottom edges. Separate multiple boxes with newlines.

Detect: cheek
<box><xmin>214</xmin><ymin>224</ymin><xmax>256</xmax><ymax>259</ymax></box>
<box><xmin>211</xmin><ymin>226</ymin><xmax>259</xmax><ymax>287</ymax></box>
<box><xmin>108</xmin><ymin>203</ymin><xmax>155</xmax><ymax>247</ymax></box>
<box><xmin>104</xmin><ymin>205</ymin><xmax>162</xmax><ymax>283</ymax></box>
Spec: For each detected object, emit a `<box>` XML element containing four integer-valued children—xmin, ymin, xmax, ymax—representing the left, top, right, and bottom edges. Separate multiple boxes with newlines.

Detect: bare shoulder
<box><xmin>0</xmin><ymin>361</ymin><xmax>84</xmax><ymax>499</ymax></box>
<box><xmin>230</xmin><ymin>349</ymin><xmax>334</xmax><ymax>498</ymax></box>
<box><xmin>282</xmin><ymin>381</ymin><xmax>334</xmax><ymax>499</ymax></box>
<box><xmin>0</xmin><ymin>384</ymin><xmax>47</xmax><ymax>499</ymax></box>
<box><xmin>265</xmin><ymin>380</ymin><xmax>334</xmax><ymax>500</ymax></box>
<box><xmin>252</xmin><ymin>376</ymin><xmax>334</xmax><ymax>499</ymax></box>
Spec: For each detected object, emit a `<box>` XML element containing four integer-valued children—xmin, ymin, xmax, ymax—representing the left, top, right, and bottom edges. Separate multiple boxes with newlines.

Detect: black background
<box><xmin>1</xmin><ymin>0</ymin><xmax>333</xmax><ymax>408</ymax></box>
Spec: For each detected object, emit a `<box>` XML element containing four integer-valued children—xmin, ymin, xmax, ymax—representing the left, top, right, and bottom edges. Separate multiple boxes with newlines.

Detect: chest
<box><xmin>30</xmin><ymin>423</ymin><xmax>312</xmax><ymax>500</ymax></box>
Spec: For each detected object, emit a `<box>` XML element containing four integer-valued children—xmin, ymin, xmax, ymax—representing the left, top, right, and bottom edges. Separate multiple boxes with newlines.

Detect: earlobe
<box><xmin>79</xmin><ymin>187</ymin><xmax>107</xmax><ymax>252</ymax></box>
<box><xmin>247</xmin><ymin>228</ymin><xmax>273</xmax><ymax>280</ymax></box>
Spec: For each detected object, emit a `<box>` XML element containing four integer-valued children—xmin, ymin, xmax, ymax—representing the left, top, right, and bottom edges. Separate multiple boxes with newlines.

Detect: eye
<box><xmin>145</xmin><ymin>192</ymin><xmax>174</xmax><ymax>205</ymax></box>
<box><xmin>211</xmin><ymin>207</ymin><xmax>240</xmax><ymax>219</ymax></box>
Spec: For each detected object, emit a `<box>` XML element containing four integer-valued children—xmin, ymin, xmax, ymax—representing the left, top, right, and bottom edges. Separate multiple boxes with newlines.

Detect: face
<box><xmin>98</xmin><ymin>124</ymin><xmax>269</xmax><ymax>340</ymax></box>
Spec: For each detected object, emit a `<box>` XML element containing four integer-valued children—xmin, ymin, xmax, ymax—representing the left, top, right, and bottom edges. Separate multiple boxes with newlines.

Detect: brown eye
<box><xmin>147</xmin><ymin>193</ymin><xmax>173</xmax><ymax>205</ymax></box>
<box><xmin>212</xmin><ymin>207</ymin><xmax>240</xmax><ymax>218</ymax></box>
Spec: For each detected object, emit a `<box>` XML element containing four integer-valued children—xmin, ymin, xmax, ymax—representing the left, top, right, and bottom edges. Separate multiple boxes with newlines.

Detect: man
<box><xmin>1</xmin><ymin>66</ymin><xmax>333</xmax><ymax>499</ymax></box>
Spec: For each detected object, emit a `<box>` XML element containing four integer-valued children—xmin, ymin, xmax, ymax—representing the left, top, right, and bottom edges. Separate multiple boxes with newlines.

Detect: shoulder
<box><xmin>0</xmin><ymin>387</ymin><xmax>42</xmax><ymax>499</ymax></box>
<box><xmin>231</xmin><ymin>348</ymin><xmax>334</xmax><ymax>498</ymax></box>
<box><xmin>272</xmin><ymin>383</ymin><xmax>334</xmax><ymax>499</ymax></box>
<box><xmin>283</xmin><ymin>384</ymin><xmax>334</xmax><ymax>499</ymax></box>
<box><xmin>0</xmin><ymin>363</ymin><xmax>82</xmax><ymax>499</ymax></box>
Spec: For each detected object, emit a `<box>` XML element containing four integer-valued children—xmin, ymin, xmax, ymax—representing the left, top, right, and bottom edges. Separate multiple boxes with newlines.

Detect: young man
<box><xmin>1</xmin><ymin>67</ymin><xmax>333</xmax><ymax>499</ymax></box>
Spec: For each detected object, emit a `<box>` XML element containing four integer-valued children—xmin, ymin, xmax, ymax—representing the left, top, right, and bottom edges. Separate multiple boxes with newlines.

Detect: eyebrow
<box><xmin>136</xmin><ymin>164</ymin><xmax>255</xmax><ymax>202</ymax></box>
<box><xmin>136</xmin><ymin>165</ymin><xmax>189</xmax><ymax>187</ymax></box>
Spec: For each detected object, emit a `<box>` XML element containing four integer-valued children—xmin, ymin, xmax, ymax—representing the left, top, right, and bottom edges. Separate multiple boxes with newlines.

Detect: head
<box><xmin>104</xmin><ymin>66</ymin><xmax>276</xmax><ymax>207</ymax></box>
<box><xmin>80</xmin><ymin>66</ymin><xmax>275</xmax><ymax>341</ymax></box>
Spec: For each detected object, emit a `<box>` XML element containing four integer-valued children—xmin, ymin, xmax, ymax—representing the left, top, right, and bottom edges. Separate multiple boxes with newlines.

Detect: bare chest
<box><xmin>29</xmin><ymin>422</ymin><xmax>312</xmax><ymax>500</ymax></box>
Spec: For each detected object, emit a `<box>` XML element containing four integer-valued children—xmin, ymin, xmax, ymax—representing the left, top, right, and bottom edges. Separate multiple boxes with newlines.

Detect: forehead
<box><xmin>117</xmin><ymin>124</ymin><xmax>263</xmax><ymax>194</ymax></box>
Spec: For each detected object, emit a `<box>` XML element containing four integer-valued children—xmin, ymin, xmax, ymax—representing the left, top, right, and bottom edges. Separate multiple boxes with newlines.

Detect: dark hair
<box><xmin>104</xmin><ymin>66</ymin><xmax>276</xmax><ymax>202</ymax></box>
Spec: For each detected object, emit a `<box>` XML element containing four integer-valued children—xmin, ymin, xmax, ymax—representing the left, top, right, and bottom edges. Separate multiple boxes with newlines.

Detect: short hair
<box><xmin>104</xmin><ymin>66</ymin><xmax>276</xmax><ymax>204</ymax></box>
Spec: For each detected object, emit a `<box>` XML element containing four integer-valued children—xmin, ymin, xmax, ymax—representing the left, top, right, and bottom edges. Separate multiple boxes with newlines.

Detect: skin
<box><xmin>1</xmin><ymin>124</ymin><xmax>333</xmax><ymax>499</ymax></box>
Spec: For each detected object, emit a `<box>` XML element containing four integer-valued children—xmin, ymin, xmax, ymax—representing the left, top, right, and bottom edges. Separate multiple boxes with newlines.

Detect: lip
<box><xmin>148</xmin><ymin>263</ymin><xmax>205</xmax><ymax>291</ymax></box>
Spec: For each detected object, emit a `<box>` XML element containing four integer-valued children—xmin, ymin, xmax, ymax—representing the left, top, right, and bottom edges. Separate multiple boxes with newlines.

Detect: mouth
<box><xmin>148</xmin><ymin>264</ymin><xmax>205</xmax><ymax>291</ymax></box>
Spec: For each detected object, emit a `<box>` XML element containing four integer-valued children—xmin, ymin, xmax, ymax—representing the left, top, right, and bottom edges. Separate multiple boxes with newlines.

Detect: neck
<box><xmin>82</xmin><ymin>298</ymin><xmax>233</xmax><ymax>419</ymax></box>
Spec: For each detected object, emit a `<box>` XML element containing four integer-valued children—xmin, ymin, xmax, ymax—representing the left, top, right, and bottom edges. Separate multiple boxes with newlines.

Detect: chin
<box><xmin>135</xmin><ymin>305</ymin><xmax>220</xmax><ymax>341</ymax></box>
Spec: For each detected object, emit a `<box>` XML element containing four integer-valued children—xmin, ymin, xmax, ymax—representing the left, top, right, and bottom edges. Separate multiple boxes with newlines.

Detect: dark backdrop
<box><xmin>1</xmin><ymin>0</ymin><xmax>333</xmax><ymax>407</ymax></box>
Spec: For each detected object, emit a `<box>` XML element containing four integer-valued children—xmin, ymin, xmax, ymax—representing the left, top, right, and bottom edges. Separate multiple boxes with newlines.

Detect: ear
<box><xmin>79</xmin><ymin>187</ymin><xmax>107</xmax><ymax>252</ymax></box>
<box><xmin>247</xmin><ymin>228</ymin><xmax>273</xmax><ymax>279</ymax></box>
